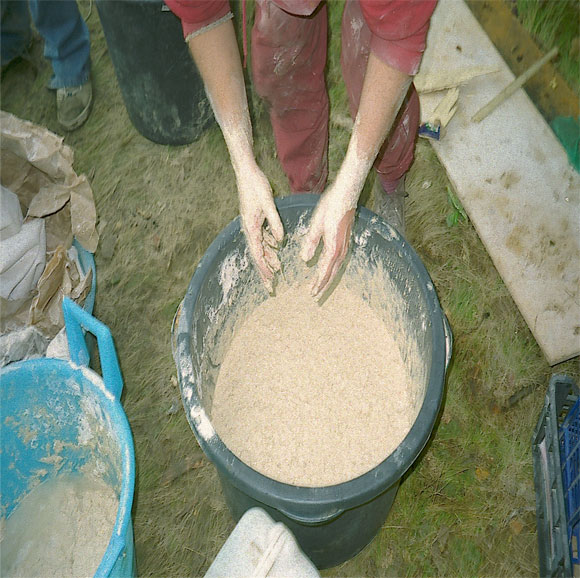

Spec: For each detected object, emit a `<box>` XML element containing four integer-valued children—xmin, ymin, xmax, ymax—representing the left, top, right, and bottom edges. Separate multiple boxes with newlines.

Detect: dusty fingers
<box><xmin>311</xmin><ymin>208</ymin><xmax>354</xmax><ymax>299</ymax></box>
<box><xmin>243</xmin><ymin>209</ymin><xmax>284</xmax><ymax>293</ymax></box>
<box><xmin>300</xmin><ymin>206</ymin><xmax>355</xmax><ymax>299</ymax></box>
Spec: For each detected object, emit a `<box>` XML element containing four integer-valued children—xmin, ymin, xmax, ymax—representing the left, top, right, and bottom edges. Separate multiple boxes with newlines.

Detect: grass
<box><xmin>514</xmin><ymin>0</ymin><xmax>580</xmax><ymax>94</ymax></box>
<box><xmin>1</xmin><ymin>1</ymin><xmax>579</xmax><ymax>576</ymax></box>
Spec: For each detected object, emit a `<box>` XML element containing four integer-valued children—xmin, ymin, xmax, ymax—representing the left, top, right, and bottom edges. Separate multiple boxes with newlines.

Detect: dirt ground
<box><xmin>1</xmin><ymin>1</ymin><xmax>579</xmax><ymax>576</ymax></box>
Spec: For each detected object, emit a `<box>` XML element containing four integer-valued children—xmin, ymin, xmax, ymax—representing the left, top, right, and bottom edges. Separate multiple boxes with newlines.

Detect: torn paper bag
<box><xmin>0</xmin><ymin>111</ymin><xmax>99</xmax><ymax>361</ymax></box>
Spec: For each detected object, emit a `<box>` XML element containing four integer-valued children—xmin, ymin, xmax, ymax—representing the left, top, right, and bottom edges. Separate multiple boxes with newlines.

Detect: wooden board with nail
<box><xmin>417</xmin><ymin>0</ymin><xmax>580</xmax><ymax>365</ymax></box>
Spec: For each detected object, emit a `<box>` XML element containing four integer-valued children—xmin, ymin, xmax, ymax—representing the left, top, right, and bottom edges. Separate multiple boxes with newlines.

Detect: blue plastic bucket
<box><xmin>75</xmin><ymin>237</ymin><xmax>97</xmax><ymax>316</ymax></box>
<box><xmin>173</xmin><ymin>195</ymin><xmax>452</xmax><ymax>568</ymax></box>
<box><xmin>1</xmin><ymin>298</ymin><xmax>136</xmax><ymax>577</ymax></box>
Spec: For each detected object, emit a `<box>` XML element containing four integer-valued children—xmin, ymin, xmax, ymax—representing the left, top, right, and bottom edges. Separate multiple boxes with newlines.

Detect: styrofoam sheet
<box><xmin>417</xmin><ymin>0</ymin><xmax>580</xmax><ymax>365</ymax></box>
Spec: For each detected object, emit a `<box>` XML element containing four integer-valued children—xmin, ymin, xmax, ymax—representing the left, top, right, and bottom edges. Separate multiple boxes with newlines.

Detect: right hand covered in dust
<box><xmin>237</xmin><ymin>165</ymin><xmax>284</xmax><ymax>293</ymax></box>
<box><xmin>300</xmin><ymin>186</ymin><xmax>356</xmax><ymax>300</ymax></box>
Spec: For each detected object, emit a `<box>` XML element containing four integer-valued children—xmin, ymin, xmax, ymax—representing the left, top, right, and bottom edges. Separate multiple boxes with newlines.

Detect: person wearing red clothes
<box><xmin>167</xmin><ymin>0</ymin><xmax>436</xmax><ymax>298</ymax></box>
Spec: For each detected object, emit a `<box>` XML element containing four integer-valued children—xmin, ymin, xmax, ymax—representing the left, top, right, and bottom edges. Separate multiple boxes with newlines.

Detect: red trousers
<box><xmin>251</xmin><ymin>0</ymin><xmax>420</xmax><ymax>195</ymax></box>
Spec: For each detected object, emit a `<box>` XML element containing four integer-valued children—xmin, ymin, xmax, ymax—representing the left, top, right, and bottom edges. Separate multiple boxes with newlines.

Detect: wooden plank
<box><xmin>471</xmin><ymin>47</ymin><xmax>558</xmax><ymax>123</ymax></box>
<box><xmin>417</xmin><ymin>0</ymin><xmax>580</xmax><ymax>365</ymax></box>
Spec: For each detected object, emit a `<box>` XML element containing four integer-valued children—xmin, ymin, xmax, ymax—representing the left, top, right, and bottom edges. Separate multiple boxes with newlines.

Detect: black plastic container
<box><xmin>173</xmin><ymin>195</ymin><xmax>452</xmax><ymax>569</ymax></box>
<box><xmin>96</xmin><ymin>0</ymin><xmax>214</xmax><ymax>145</ymax></box>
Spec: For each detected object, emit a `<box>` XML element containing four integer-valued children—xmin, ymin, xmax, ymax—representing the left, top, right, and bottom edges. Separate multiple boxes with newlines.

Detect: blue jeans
<box><xmin>1</xmin><ymin>0</ymin><xmax>90</xmax><ymax>88</ymax></box>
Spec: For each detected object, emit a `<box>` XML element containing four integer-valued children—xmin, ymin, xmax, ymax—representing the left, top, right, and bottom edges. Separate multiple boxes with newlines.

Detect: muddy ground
<box><xmin>2</xmin><ymin>1</ymin><xmax>579</xmax><ymax>576</ymax></box>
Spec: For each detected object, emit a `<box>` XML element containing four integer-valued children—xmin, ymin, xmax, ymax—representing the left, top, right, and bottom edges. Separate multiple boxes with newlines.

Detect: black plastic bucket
<box><xmin>96</xmin><ymin>0</ymin><xmax>214</xmax><ymax>145</ymax></box>
<box><xmin>173</xmin><ymin>195</ymin><xmax>452</xmax><ymax>569</ymax></box>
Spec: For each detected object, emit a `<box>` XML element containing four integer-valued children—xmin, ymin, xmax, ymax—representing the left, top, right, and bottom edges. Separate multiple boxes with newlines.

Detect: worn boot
<box><xmin>56</xmin><ymin>80</ymin><xmax>92</xmax><ymax>131</ymax></box>
<box><xmin>372</xmin><ymin>177</ymin><xmax>407</xmax><ymax>236</ymax></box>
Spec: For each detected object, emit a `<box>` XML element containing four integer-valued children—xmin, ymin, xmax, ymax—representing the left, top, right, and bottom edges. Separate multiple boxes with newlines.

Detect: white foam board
<box><xmin>417</xmin><ymin>0</ymin><xmax>580</xmax><ymax>365</ymax></box>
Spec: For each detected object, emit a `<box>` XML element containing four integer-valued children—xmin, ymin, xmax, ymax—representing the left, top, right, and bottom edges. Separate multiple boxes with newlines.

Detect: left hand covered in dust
<box><xmin>237</xmin><ymin>165</ymin><xmax>284</xmax><ymax>294</ymax></box>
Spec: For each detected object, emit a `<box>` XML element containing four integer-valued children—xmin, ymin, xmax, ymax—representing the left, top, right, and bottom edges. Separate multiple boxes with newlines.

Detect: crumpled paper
<box><xmin>0</xmin><ymin>111</ymin><xmax>99</xmax><ymax>345</ymax></box>
<box><xmin>0</xmin><ymin>326</ymin><xmax>49</xmax><ymax>366</ymax></box>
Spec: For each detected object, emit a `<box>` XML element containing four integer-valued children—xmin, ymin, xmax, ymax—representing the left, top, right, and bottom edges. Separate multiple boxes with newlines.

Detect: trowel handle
<box><xmin>62</xmin><ymin>297</ymin><xmax>124</xmax><ymax>400</ymax></box>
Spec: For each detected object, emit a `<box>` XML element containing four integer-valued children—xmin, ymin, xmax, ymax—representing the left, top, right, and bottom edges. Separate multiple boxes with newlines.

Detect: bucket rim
<box><xmin>1</xmin><ymin>357</ymin><xmax>135</xmax><ymax>576</ymax></box>
<box><xmin>175</xmin><ymin>194</ymin><xmax>448</xmax><ymax>518</ymax></box>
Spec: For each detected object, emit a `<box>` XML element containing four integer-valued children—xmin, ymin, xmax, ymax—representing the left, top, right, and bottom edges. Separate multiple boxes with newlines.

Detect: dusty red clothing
<box><xmin>341</xmin><ymin>0</ymin><xmax>424</xmax><ymax>192</ymax></box>
<box><xmin>252</xmin><ymin>0</ymin><xmax>329</xmax><ymax>193</ymax></box>
<box><xmin>167</xmin><ymin>0</ymin><xmax>436</xmax><ymax>193</ymax></box>
<box><xmin>357</xmin><ymin>0</ymin><xmax>435</xmax><ymax>76</ymax></box>
<box><xmin>165</xmin><ymin>0</ymin><xmax>231</xmax><ymax>39</ymax></box>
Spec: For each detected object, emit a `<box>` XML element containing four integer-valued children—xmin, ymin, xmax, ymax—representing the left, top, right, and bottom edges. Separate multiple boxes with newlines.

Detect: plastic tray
<box><xmin>532</xmin><ymin>374</ymin><xmax>579</xmax><ymax>578</ymax></box>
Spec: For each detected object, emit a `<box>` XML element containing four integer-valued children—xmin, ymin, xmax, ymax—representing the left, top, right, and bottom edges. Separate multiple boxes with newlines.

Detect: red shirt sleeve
<box><xmin>273</xmin><ymin>0</ymin><xmax>320</xmax><ymax>16</ymax></box>
<box><xmin>359</xmin><ymin>0</ymin><xmax>437</xmax><ymax>75</ymax></box>
<box><xmin>165</xmin><ymin>0</ymin><xmax>231</xmax><ymax>39</ymax></box>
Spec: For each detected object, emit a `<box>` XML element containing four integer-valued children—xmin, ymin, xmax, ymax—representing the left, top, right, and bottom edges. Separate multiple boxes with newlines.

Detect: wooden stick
<box><xmin>415</xmin><ymin>66</ymin><xmax>498</xmax><ymax>93</ymax></box>
<box><xmin>471</xmin><ymin>46</ymin><xmax>558</xmax><ymax>123</ymax></box>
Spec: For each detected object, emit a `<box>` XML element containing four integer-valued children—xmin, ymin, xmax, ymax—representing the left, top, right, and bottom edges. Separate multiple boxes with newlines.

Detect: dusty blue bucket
<box><xmin>1</xmin><ymin>298</ymin><xmax>136</xmax><ymax>577</ymax></box>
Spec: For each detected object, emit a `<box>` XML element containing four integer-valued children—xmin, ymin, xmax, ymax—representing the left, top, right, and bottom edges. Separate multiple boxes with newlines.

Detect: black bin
<box><xmin>173</xmin><ymin>195</ymin><xmax>453</xmax><ymax>569</ymax></box>
<box><xmin>96</xmin><ymin>0</ymin><xmax>214</xmax><ymax>145</ymax></box>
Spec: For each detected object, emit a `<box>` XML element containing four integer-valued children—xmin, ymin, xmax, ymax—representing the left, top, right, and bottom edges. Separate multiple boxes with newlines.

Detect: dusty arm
<box><xmin>188</xmin><ymin>20</ymin><xmax>284</xmax><ymax>292</ymax></box>
<box><xmin>302</xmin><ymin>52</ymin><xmax>411</xmax><ymax>298</ymax></box>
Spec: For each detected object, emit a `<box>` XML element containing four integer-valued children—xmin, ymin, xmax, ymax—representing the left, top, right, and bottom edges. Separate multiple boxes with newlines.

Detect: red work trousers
<box><xmin>251</xmin><ymin>0</ymin><xmax>420</xmax><ymax>195</ymax></box>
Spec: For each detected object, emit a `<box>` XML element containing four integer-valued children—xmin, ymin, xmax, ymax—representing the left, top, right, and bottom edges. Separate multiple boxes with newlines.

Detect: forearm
<box><xmin>188</xmin><ymin>19</ymin><xmax>283</xmax><ymax>289</ymax></box>
<box><xmin>333</xmin><ymin>52</ymin><xmax>412</xmax><ymax>205</ymax></box>
<box><xmin>187</xmin><ymin>19</ymin><xmax>257</xmax><ymax>176</ymax></box>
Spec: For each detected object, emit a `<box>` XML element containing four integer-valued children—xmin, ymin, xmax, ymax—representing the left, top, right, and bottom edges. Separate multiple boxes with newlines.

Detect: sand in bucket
<box><xmin>211</xmin><ymin>275</ymin><xmax>418</xmax><ymax>488</ymax></box>
<box><xmin>1</xmin><ymin>473</ymin><xmax>118</xmax><ymax>578</ymax></box>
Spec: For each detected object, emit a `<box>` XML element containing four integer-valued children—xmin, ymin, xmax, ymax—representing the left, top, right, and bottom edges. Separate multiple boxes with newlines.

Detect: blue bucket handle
<box><xmin>62</xmin><ymin>297</ymin><xmax>124</xmax><ymax>400</ymax></box>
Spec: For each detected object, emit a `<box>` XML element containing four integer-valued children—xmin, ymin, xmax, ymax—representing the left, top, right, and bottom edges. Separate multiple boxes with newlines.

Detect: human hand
<box><xmin>237</xmin><ymin>166</ymin><xmax>284</xmax><ymax>293</ymax></box>
<box><xmin>300</xmin><ymin>188</ymin><xmax>356</xmax><ymax>300</ymax></box>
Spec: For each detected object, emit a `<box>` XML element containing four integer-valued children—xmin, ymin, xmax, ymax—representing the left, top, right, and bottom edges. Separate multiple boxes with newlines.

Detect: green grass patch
<box><xmin>514</xmin><ymin>0</ymin><xmax>580</xmax><ymax>93</ymax></box>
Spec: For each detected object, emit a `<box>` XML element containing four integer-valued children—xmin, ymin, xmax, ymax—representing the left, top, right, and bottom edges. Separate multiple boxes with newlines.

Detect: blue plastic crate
<box><xmin>560</xmin><ymin>396</ymin><xmax>579</xmax><ymax>565</ymax></box>
<box><xmin>532</xmin><ymin>375</ymin><xmax>579</xmax><ymax>578</ymax></box>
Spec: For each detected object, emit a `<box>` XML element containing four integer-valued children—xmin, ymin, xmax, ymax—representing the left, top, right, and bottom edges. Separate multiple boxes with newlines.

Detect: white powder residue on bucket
<box><xmin>211</xmin><ymin>282</ymin><xmax>416</xmax><ymax>487</ymax></box>
<box><xmin>190</xmin><ymin>405</ymin><xmax>216</xmax><ymax>441</ymax></box>
<box><xmin>1</xmin><ymin>473</ymin><xmax>118</xmax><ymax>577</ymax></box>
<box><xmin>219</xmin><ymin>250</ymin><xmax>249</xmax><ymax>306</ymax></box>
